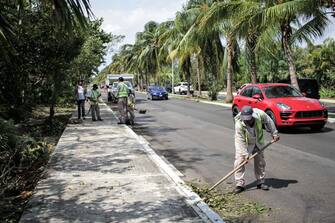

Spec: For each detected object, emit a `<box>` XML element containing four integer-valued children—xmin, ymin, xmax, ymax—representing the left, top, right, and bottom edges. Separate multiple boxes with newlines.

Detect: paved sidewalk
<box><xmin>20</xmin><ymin>104</ymin><xmax>222</xmax><ymax>223</ymax></box>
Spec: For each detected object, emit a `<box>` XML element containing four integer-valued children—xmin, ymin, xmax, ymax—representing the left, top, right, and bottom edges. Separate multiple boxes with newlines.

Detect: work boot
<box><xmin>257</xmin><ymin>183</ymin><xmax>269</xmax><ymax>191</ymax></box>
<box><xmin>233</xmin><ymin>186</ymin><xmax>245</xmax><ymax>194</ymax></box>
<box><xmin>98</xmin><ymin>118</ymin><xmax>103</xmax><ymax>121</ymax></box>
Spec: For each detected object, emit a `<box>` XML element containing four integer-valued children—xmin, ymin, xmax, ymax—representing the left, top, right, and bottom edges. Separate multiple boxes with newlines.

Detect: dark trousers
<box><xmin>77</xmin><ymin>99</ymin><xmax>85</xmax><ymax>119</ymax></box>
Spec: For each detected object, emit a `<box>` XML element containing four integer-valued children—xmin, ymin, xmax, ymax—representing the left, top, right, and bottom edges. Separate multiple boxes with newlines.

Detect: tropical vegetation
<box><xmin>0</xmin><ymin>1</ymin><xmax>119</xmax><ymax>221</ymax></box>
<box><xmin>103</xmin><ymin>0</ymin><xmax>335</xmax><ymax>102</ymax></box>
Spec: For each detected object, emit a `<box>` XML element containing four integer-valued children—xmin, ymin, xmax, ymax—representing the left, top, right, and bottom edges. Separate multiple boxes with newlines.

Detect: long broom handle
<box><xmin>209</xmin><ymin>140</ymin><xmax>275</xmax><ymax>191</ymax></box>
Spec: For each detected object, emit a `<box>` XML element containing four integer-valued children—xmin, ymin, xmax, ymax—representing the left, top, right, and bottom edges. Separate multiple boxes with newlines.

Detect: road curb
<box><xmin>104</xmin><ymin>103</ymin><xmax>225</xmax><ymax>223</ymax></box>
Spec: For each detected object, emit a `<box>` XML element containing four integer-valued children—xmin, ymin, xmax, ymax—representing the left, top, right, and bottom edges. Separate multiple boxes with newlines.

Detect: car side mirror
<box><xmin>252</xmin><ymin>94</ymin><xmax>262</xmax><ymax>101</ymax></box>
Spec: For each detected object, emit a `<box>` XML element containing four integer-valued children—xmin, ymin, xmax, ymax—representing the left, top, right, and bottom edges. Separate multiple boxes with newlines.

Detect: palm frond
<box><xmin>291</xmin><ymin>10</ymin><xmax>330</xmax><ymax>43</ymax></box>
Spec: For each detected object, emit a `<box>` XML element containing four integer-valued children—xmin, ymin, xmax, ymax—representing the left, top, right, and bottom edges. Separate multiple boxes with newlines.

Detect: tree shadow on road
<box><xmin>246</xmin><ymin>178</ymin><xmax>298</xmax><ymax>190</ymax></box>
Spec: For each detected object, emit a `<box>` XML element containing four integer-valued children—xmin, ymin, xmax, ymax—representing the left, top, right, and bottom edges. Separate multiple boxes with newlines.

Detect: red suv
<box><xmin>232</xmin><ymin>83</ymin><xmax>328</xmax><ymax>130</ymax></box>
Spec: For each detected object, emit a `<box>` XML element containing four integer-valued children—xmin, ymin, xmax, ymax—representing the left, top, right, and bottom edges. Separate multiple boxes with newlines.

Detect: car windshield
<box><xmin>150</xmin><ymin>86</ymin><xmax>165</xmax><ymax>91</ymax></box>
<box><xmin>264</xmin><ymin>85</ymin><xmax>303</xmax><ymax>98</ymax></box>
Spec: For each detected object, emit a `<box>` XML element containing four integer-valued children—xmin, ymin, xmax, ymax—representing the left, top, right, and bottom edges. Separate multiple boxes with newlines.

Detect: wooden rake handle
<box><xmin>208</xmin><ymin>140</ymin><xmax>275</xmax><ymax>191</ymax></box>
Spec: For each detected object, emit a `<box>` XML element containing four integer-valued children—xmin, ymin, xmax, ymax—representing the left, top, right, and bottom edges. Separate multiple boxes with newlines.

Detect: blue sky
<box><xmin>91</xmin><ymin>0</ymin><xmax>187</xmax><ymax>68</ymax></box>
<box><xmin>91</xmin><ymin>1</ymin><xmax>335</xmax><ymax>69</ymax></box>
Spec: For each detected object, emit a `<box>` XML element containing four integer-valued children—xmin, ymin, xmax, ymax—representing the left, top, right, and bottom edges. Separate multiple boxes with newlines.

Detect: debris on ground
<box><xmin>188</xmin><ymin>182</ymin><xmax>270</xmax><ymax>222</ymax></box>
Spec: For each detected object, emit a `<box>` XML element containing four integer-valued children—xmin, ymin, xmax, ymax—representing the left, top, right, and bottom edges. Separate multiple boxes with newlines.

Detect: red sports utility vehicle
<box><xmin>232</xmin><ymin>83</ymin><xmax>328</xmax><ymax>130</ymax></box>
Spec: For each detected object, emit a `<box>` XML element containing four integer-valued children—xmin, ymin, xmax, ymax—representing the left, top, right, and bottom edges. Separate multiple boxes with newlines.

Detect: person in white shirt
<box><xmin>74</xmin><ymin>80</ymin><xmax>86</xmax><ymax>120</ymax></box>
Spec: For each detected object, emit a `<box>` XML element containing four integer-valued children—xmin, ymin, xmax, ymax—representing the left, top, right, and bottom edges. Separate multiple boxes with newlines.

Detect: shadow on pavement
<box><xmin>246</xmin><ymin>178</ymin><xmax>298</xmax><ymax>190</ymax></box>
<box><xmin>22</xmin><ymin>177</ymin><xmax>198</xmax><ymax>222</ymax></box>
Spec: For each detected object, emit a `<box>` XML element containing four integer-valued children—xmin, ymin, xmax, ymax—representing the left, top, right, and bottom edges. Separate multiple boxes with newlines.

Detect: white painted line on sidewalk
<box><xmin>104</xmin><ymin>103</ymin><xmax>225</xmax><ymax>223</ymax></box>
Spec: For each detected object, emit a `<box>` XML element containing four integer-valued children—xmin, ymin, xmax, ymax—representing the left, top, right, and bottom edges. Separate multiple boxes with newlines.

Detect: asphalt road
<box><xmin>112</xmin><ymin>93</ymin><xmax>335</xmax><ymax>223</ymax></box>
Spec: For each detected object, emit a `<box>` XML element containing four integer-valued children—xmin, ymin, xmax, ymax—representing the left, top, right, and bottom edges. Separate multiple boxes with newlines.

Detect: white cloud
<box><xmin>92</xmin><ymin>0</ymin><xmax>187</xmax><ymax>68</ymax></box>
<box><xmin>93</xmin><ymin>0</ymin><xmax>186</xmax><ymax>44</ymax></box>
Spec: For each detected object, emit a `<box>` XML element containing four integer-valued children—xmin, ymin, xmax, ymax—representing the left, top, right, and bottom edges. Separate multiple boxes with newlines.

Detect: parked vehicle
<box><xmin>232</xmin><ymin>83</ymin><xmax>328</xmax><ymax>130</ymax></box>
<box><xmin>174</xmin><ymin>82</ymin><xmax>194</xmax><ymax>95</ymax></box>
<box><xmin>165</xmin><ymin>84</ymin><xmax>172</xmax><ymax>93</ymax></box>
<box><xmin>147</xmin><ymin>85</ymin><xmax>168</xmax><ymax>100</ymax></box>
<box><xmin>279</xmin><ymin>78</ymin><xmax>320</xmax><ymax>99</ymax></box>
<box><xmin>236</xmin><ymin>83</ymin><xmax>250</xmax><ymax>95</ymax></box>
<box><xmin>108</xmin><ymin>81</ymin><xmax>135</xmax><ymax>103</ymax></box>
<box><xmin>107</xmin><ymin>74</ymin><xmax>135</xmax><ymax>102</ymax></box>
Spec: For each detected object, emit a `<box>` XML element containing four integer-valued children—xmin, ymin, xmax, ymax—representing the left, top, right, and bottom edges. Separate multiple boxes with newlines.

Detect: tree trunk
<box><xmin>140</xmin><ymin>71</ymin><xmax>144</xmax><ymax>91</ymax></box>
<box><xmin>283</xmin><ymin>39</ymin><xmax>299</xmax><ymax>90</ymax></box>
<box><xmin>137</xmin><ymin>73</ymin><xmax>140</xmax><ymax>91</ymax></box>
<box><xmin>49</xmin><ymin>83</ymin><xmax>57</xmax><ymax>124</ymax></box>
<box><xmin>250</xmin><ymin>55</ymin><xmax>257</xmax><ymax>84</ymax></box>
<box><xmin>145</xmin><ymin>72</ymin><xmax>149</xmax><ymax>90</ymax></box>
<box><xmin>282</xmin><ymin>23</ymin><xmax>299</xmax><ymax>90</ymax></box>
<box><xmin>196</xmin><ymin>54</ymin><xmax>203</xmax><ymax>97</ymax></box>
<box><xmin>247</xmin><ymin>34</ymin><xmax>258</xmax><ymax>84</ymax></box>
<box><xmin>155</xmin><ymin>49</ymin><xmax>160</xmax><ymax>85</ymax></box>
<box><xmin>225</xmin><ymin>36</ymin><xmax>234</xmax><ymax>103</ymax></box>
<box><xmin>213</xmin><ymin>39</ymin><xmax>220</xmax><ymax>80</ymax></box>
<box><xmin>183</xmin><ymin>56</ymin><xmax>192</xmax><ymax>97</ymax></box>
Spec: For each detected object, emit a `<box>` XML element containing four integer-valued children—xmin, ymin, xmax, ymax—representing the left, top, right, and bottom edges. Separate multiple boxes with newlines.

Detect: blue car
<box><xmin>147</xmin><ymin>85</ymin><xmax>168</xmax><ymax>100</ymax></box>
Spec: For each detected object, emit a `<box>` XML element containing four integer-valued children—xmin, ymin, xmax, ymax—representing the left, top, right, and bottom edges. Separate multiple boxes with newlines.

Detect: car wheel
<box><xmin>265</xmin><ymin>110</ymin><xmax>276</xmax><ymax>125</ymax></box>
<box><xmin>232</xmin><ymin>105</ymin><xmax>240</xmax><ymax>117</ymax></box>
<box><xmin>179</xmin><ymin>89</ymin><xmax>181</xmax><ymax>95</ymax></box>
<box><xmin>165</xmin><ymin>96</ymin><xmax>168</xmax><ymax>100</ymax></box>
<box><xmin>310</xmin><ymin>123</ymin><xmax>325</xmax><ymax>131</ymax></box>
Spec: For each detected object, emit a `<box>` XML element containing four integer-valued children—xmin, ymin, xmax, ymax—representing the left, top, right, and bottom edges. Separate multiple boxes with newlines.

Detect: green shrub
<box><xmin>320</xmin><ymin>87</ymin><xmax>335</xmax><ymax>98</ymax></box>
<box><xmin>0</xmin><ymin>119</ymin><xmax>52</xmax><ymax>196</ymax></box>
<box><xmin>207</xmin><ymin>79</ymin><xmax>223</xmax><ymax>101</ymax></box>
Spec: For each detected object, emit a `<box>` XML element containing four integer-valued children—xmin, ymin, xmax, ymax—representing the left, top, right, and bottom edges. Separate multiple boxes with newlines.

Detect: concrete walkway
<box><xmin>20</xmin><ymin>104</ymin><xmax>223</xmax><ymax>223</ymax></box>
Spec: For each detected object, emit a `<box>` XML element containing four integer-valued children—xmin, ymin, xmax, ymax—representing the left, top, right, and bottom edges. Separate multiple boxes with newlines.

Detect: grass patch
<box><xmin>188</xmin><ymin>182</ymin><xmax>270</xmax><ymax>223</ymax></box>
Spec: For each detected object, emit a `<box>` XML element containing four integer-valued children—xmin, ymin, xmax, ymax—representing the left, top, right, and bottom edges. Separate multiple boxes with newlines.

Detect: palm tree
<box><xmin>258</xmin><ymin>0</ymin><xmax>331</xmax><ymax>89</ymax></box>
<box><xmin>200</xmin><ymin>0</ymin><xmax>238</xmax><ymax>103</ymax></box>
<box><xmin>0</xmin><ymin>0</ymin><xmax>92</xmax><ymax>47</ymax></box>
<box><xmin>158</xmin><ymin>11</ymin><xmax>195</xmax><ymax>96</ymax></box>
<box><xmin>178</xmin><ymin>0</ymin><xmax>225</xmax><ymax>97</ymax></box>
<box><xmin>227</xmin><ymin>1</ymin><xmax>263</xmax><ymax>84</ymax></box>
<box><xmin>135</xmin><ymin>21</ymin><xmax>163</xmax><ymax>85</ymax></box>
<box><xmin>202</xmin><ymin>0</ymin><xmax>331</xmax><ymax>94</ymax></box>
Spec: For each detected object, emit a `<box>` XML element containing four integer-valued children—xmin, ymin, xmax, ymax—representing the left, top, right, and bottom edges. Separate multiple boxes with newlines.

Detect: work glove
<box><xmin>272</xmin><ymin>134</ymin><xmax>280</xmax><ymax>142</ymax></box>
